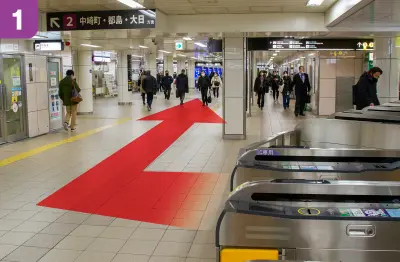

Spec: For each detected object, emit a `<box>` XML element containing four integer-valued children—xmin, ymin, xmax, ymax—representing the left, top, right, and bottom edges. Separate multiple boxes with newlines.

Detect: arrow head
<box><xmin>140</xmin><ymin>99</ymin><xmax>224</xmax><ymax>123</ymax></box>
<box><xmin>50</xmin><ymin>18</ymin><xmax>60</xmax><ymax>28</ymax></box>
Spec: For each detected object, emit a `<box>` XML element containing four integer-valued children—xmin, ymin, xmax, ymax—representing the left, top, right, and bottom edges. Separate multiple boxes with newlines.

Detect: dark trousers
<box><xmin>273</xmin><ymin>88</ymin><xmax>279</xmax><ymax>100</ymax></box>
<box><xmin>201</xmin><ymin>88</ymin><xmax>208</xmax><ymax>105</ymax></box>
<box><xmin>283</xmin><ymin>94</ymin><xmax>290</xmax><ymax>109</ymax></box>
<box><xmin>213</xmin><ymin>87</ymin><xmax>219</xmax><ymax>98</ymax></box>
<box><xmin>257</xmin><ymin>92</ymin><xmax>265</xmax><ymax>108</ymax></box>
<box><xmin>147</xmin><ymin>92</ymin><xmax>154</xmax><ymax>108</ymax></box>
<box><xmin>295</xmin><ymin>95</ymin><xmax>306</xmax><ymax>115</ymax></box>
<box><xmin>164</xmin><ymin>88</ymin><xmax>171</xmax><ymax>99</ymax></box>
<box><xmin>141</xmin><ymin>92</ymin><xmax>146</xmax><ymax>104</ymax></box>
<box><xmin>179</xmin><ymin>92</ymin><xmax>185</xmax><ymax>102</ymax></box>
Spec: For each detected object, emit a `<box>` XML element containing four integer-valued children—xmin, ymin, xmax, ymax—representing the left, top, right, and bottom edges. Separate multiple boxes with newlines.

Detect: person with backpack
<box><xmin>211</xmin><ymin>72</ymin><xmax>223</xmax><ymax>98</ymax></box>
<box><xmin>161</xmin><ymin>70</ymin><xmax>174</xmax><ymax>100</ymax></box>
<box><xmin>59</xmin><ymin>70</ymin><xmax>81</xmax><ymax>132</ymax></box>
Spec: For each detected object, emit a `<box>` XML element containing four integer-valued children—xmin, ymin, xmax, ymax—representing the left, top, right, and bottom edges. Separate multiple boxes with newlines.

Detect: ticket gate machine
<box><xmin>217</xmin><ymin>180</ymin><xmax>400</xmax><ymax>262</ymax></box>
<box><xmin>231</xmin><ymin>148</ymin><xmax>400</xmax><ymax>191</ymax></box>
<box><xmin>330</xmin><ymin>106</ymin><xmax>400</xmax><ymax>124</ymax></box>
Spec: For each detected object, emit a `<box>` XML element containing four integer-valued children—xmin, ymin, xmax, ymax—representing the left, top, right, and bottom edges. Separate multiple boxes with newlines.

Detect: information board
<box><xmin>47</xmin><ymin>9</ymin><xmax>156</xmax><ymax>31</ymax></box>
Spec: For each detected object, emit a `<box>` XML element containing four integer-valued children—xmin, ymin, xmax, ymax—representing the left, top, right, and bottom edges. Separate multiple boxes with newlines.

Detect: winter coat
<box><xmin>355</xmin><ymin>72</ymin><xmax>380</xmax><ymax>110</ymax></box>
<box><xmin>254</xmin><ymin>76</ymin><xmax>269</xmax><ymax>94</ymax></box>
<box><xmin>197</xmin><ymin>76</ymin><xmax>210</xmax><ymax>90</ymax></box>
<box><xmin>211</xmin><ymin>76</ymin><xmax>222</xmax><ymax>88</ymax></box>
<box><xmin>59</xmin><ymin>77</ymin><xmax>81</xmax><ymax>106</ymax></box>
<box><xmin>142</xmin><ymin>74</ymin><xmax>158</xmax><ymax>94</ymax></box>
<box><xmin>161</xmin><ymin>75</ymin><xmax>174</xmax><ymax>90</ymax></box>
<box><xmin>176</xmin><ymin>73</ymin><xmax>189</xmax><ymax>93</ymax></box>
<box><xmin>282</xmin><ymin>76</ymin><xmax>293</xmax><ymax>95</ymax></box>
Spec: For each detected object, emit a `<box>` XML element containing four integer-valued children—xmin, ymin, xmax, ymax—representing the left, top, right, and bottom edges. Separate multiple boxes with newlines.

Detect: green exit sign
<box><xmin>175</xmin><ymin>41</ymin><xmax>183</xmax><ymax>50</ymax></box>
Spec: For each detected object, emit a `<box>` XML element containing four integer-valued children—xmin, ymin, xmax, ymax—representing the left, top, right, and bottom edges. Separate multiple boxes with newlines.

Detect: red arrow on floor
<box><xmin>38</xmin><ymin>99</ymin><xmax>224</xmax><ymax>227</ymax></box>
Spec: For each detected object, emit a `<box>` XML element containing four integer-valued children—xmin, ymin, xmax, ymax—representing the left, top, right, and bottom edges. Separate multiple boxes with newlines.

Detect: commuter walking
<box><xmin>355</xmin><ymin>67</ymin><xmax>382</xmax><ymax>110</ymax></box>
<box><xmin>139</xmin><ymin>72</ymin><xmax>146</xmax><ymax>105</ymax></box>
<box><xmin>292</xmin><ymin>66</ymin><xmax>311</xmax><ymax>117</ymax></box>
<box><xmin>198</xmin><ymin>71</ymin><xmax>210</xmax><ymax>106</ymax></box>
<box><xmin>282</xmin><ymin>71</ymin><xmax>293</xmax><ymax>110</ymax></box>
<box><xmin>176</xmin><ymin>69</ymin><xmax>189</xmax><ymax>105</ymax></box>
<box><xmin>211</xmin><ymin>72</ymin><xmax>222</xmax><ymax>98</ymax></box>
<box><xmin>59</xmin><ymin>70</ymin><xmax>81</xmax><ymax>132</ymax></box>
<box><xmin>161</xmin><ymin>70</ymin><xmax>174</xmax><ymax>100</ymax></box>
<box><xmin>142</xmin><ymin>70</ymin><xmax>158</xmax><ymax>111</ymax></box>
<box><xmin>254</xmin><ymin>71</ymin><xmax>269</xmax><ymax>110</ymax></box>
<box><xmin>271</xmin><ymin>71</ymin><xmax>281</xmax><ymax>102</ymax></box>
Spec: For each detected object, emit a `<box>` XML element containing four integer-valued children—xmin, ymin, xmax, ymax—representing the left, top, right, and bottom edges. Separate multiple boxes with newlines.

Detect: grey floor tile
<box><xmin>130</xmin><ymin>229</ymin><xmax>165</xmax><ymax>242</ymax></box>
<box><xmin>12</xmin><ymin>221</ymin><xmax>50</xmax><ymax>233</ymax></box>
<box><xmin>29</xmin><ymin>210</ymin><xmax>65</xmax><ymax>223</ymax></box>
<box><xmin>119</xmin><ymin>240</ymin><xmax>158</xmax><ymax>256</ymax></box>
<box><xmin>69</xmin><ymin>225</ymin><xmax>107</xmax><ymax>238</ymax></box>
<box><xmin>0</xmin><ymin>219</ymin><xmax>24</xmax><ymax>231</ymax></box>
<box><xmin>55</xmin><ymin>236</ymin><xmax>95</xmax><ymax>251</ymax></box>
<box><xmin>161</xmin><ymin>230</ymin><xmax>196</xmax><ymax>243</ymax></box>
<box><xmin>40</xmin><ymin>223</ymin><xmax>78</xmax><ymax>236</ymax></box>
<box><xmin>4</xmin><ymin>211</ymin><xmax>38</xmax><ymax>221</ymax></box>
<box><xmin>0</xmin><ymin>232</ymin><xmax>6</xmax><ymax>237</ymax></box>
<box><xmin>83</xmin><ymin>215</ymin><xmax>115</xmax><ymax>226</ymax></box>
<box><xmin>110</xmin><ymin>219</ymin><xmax>141</xmax><ymax>229</ymax></box>
<box><xmin>0</xmin><ymin>232</ymin><xmax>35</xmax><ymax>245</ymax></box>
<box><xmin>0</xmin><ymin>211</ymin><xmax>13</xmax><ymax>219</ymax></box>
<box><xmin>0</xmin><ymin>245</ymin><xmax>19</xmax><ymax>260</ymax></box>
<box><xmin>193</xmin><ymin>231</ymin><xmax>215</xmax><ymax>244</ymax></box>
<box><xmin>4</xmin><ymin>246</ymin><xmax>49</xmax><ymax>262</ymax></box>
<box><xmin>187</xmin><ymin>244</ymin><xmax>216</xmax><ymax>259</ymax></box>
<box><xmin>23</xmin><ymin>234</ymin><xmax>65</xmax><ymax>249</ymax></box>
<box><xmin>149</xmin><ymin>257</ymin><xmax>186</xmax><ymax>262</ymax></box>
<box><xmin>74</xmin><ymin>251</ymin><xmax>115</xmax><ymax>262</ymax></box>
<box><xmin>153</xmin><ymin>242</ymin><xmax>191</xmax><ymax>257</ymax></box>
<box><xmin>185</xmin><ymin>259</ymin><xmax>216</xmax><ymax>262</ymax></box>
<box><xmin>37</xmin><ymin>249</ymin><xmax>81</xmax><ymax>262</ymax></box>
<box><xmin>111</xmin><ymin>254</ymin><xmax>149</xmax><ymax>262</ymax></box>
<box><xmin>87</xmin><ymin>238</ymin><xmax>125</xmax><ymax>253</ymax></box>
<box><xmin>138</xmin><ymin>223</ymin><xmax>168</xmax><ymax>230</ymax></box>
<box><xmin>55</xmin><ymin>213</ymin><xmax>89</xmax><ymax>224</ymax></box>
<box><xmin>100</xmin><ymin>227</ymin><xmax>135</xmax><ymax>240</ymax></box>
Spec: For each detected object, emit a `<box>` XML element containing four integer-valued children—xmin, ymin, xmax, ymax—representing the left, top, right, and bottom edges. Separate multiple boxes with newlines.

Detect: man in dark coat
<box><xmin>198</xmin><ymin>71</ymin><xmax>210</xmax><ymax>106</ymax></box>
<box><xmin>253</xmin><ymin>71</ymin><xmax>269</xmax><ymax>110</ymax></box>
<box><xmin>176</xmin><ymin>69</ymin><xmax>189</xmax><ymax>105</ymax></box>
<box><xmin>292</xmin><ymin>66</ymin><xmax>311</xmax><ymax>117</ymax></box>
<box><xmin>142</xmin><ymin>70</ymin><xmax>158</xmax><ymax>111</ymax></box>
<box><xmin>161</xmin><ymin>70</ymin><xmax>174</xmax><ymax>100</ymax></box>
<box><xmin>355</xmin><ymin>67</ymin><xmax>382</xmax><ymax>110</ymax></box>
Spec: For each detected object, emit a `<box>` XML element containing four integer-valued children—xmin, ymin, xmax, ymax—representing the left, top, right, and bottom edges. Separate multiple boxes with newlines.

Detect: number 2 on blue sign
<box><xmin>13</xmin><ymin>9</ymin><xmax>22</xmax><ymax>30</ymax></box>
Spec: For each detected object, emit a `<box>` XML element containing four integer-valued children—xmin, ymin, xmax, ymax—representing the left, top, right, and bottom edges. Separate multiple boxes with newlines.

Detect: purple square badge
<box><xmin>0</xmin><ymin>0</ymin><xmax>38</xmax><ymax>38</ymax></box>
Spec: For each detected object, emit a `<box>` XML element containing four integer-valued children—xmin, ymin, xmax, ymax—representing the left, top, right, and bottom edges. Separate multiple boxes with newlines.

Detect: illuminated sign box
<box><xmin>34</xmin><ymin>41</ymin><xmax>64</xmax><ymax>51</ymax></box>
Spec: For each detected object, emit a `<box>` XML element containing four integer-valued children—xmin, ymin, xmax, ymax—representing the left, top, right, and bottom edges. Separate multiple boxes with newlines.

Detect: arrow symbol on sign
<box><xmin>38</xmin><ymin>99</ymin><xmax>225</xmax><ymax>228</ymax></box>
<box><xmin>50</xmin><ymin>18</ymin><xmax>60</xmax><ymax>28</ymax></box>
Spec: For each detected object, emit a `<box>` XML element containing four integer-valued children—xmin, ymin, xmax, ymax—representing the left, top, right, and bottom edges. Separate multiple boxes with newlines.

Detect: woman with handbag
<box><xmin>211</xmin><ymin>72</ymin><xmax>223</xmax><ymax>98</ymax></box>
<box><xmin>59</xmin><ymin>70</ymin><xmax>82</xmax><ymax>132</ymax></box>
<box><xmin>281</xmin><ymin>71</ymin><xmax>293</xmax><ymax>110</ymax></box>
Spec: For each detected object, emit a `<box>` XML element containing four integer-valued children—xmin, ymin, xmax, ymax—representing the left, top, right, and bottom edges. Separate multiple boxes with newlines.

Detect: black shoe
<box><xmin>295</xmin><ymin>114</ymin><xmax>299</xmax><ymax>117</ymax></box>
<box><xmin>202</xmin><ymin>104</ymin><xmax>205</xmax><ymax>106</ymax></box>
<box><xmin>300</xmin><ymin>113</ymin><xmax>306</xmax><ymax>116</ymax></box>
<box><xmin>180</xmin><ymin>101</ymin><xmax>183</xmax><ymax>105</ymax></box>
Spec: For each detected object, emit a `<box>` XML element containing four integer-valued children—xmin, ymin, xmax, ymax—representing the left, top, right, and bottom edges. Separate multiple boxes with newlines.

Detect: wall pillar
<box><xmin>188</xmin><ymin>59</ymin><xmax>195</xmax><ymax>88</ymax></box>
<box><xmin>75</xmin><ymin>51</ymin><xmax>93</xmax><ymax>114</ymax></box>
<box><xmin>223</xmin><ymin>37</ymin><xmax>246</xmax><ymax>140</ymax></box>
<box><xmin>117</xmin><ymin>51</ymin><xmax>133</xmax><ymax>105</ymax></box>
<box><xmin>375</xmin><ymin>37</ymin><xmax>400</xmax><ymax>103</ymax></box>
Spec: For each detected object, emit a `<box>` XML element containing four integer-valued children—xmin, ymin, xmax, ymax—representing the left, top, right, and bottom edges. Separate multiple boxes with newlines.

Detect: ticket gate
<box><xmin>231</xmin><ymin>148</ymin><xmax>400</xmax><ymax>191</ymax></box>
<box><xmin>217</xmin><ymin>180</ymin><xmax>400</xmax><ymax>262</ymax></box>
<box><xmin>330</xmin><ymin>107</ymin><xmax>400</xmax><ymax>124</ymax></box>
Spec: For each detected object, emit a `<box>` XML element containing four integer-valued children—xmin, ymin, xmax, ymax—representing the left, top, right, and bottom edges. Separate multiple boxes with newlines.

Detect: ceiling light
<box><xmin>131</xmin><ymin>54</ymin><xmax>143</xmax><ymax>58</ymax></box>
<box><xmin>275</xmin><ymin>50</ymin><xmax>280</xmax><ymax>52</ymax></box>
<box><xmin>139</xmin><ymin>10</ymin><xmax>155</xmax><ymax>19</ymax></box>
<box><xmin>32</xmin><ymin>35</ymin><xmax>48</xmax><ymax>39</ymax></box>
<box><xmin>194</xmin><ymin>42</ymin><xmax>207</xmax><ymax>48</ymax></box>
<box><xmin>80</xmin><ymin>44</ymin><xmax>101</xmax><ymax>48</ymax></box>
<box><xmin>307</xmin><ymin>0</ymin><xmax>324</xmax><ymax>6</ymax></box>
<box><xmin>117</xmin><ymin>0</ymin><xmax>144</xmax><ymax>9</ymax></box>
<box><xmin>183</xmin><ymin>37</ymin><xmax>192</xmax><ymax>41</ymax></box>
<box><xmin>159</xmin><ymin>50</ymin><xmax>171</xmax><ymax>54</ymax></box>
<box><xmin>139</xmin><ymin>45</ymin><xmax>148</xmax><ymax>49</ymax></box>
<box><xmin>177</xmin><ymin>54</ymin><xmax>186</xmax><ymax>57</ymax></box>
<box><xmin>191</xmin><ymin>57</ymin><xmax>197</xmax><ymax>59</ymax></box>
<box><xmin>273</xmin><ymin>53</ymin><xmax>278</xmax><ymax>56</ymax></box>
<box><xmin>300</xmin><ymin>57</ymin><xmax>306</xmax><ymax>59</ymax></box>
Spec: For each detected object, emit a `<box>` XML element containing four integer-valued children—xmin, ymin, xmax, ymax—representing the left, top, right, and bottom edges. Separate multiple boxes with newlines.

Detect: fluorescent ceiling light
<box><xmin>117</xmin><ymin>0</ymin><xmax>144</xmax><ymax>9</ymax></box>
<box><xmin>81</xmin><ymin>44</ymin><xmax>101</xmax><ymax>48</ymax></box>
<box><xmin>307</xmin><ymin>0</ymin><xmax>324</xmax><ymax>6</ymax></box>
<box><xmin>183</xmin><ymin>37</ymin><xmax>192</xmax><ymax>41</ymax></box>
<box><xmin>300</xmin><ymin>57</ymin><xmax>306</xmax><ymax>59</ymax></box>
<box><xmin>191</xmin><ymin>57</ymin><xmax>197</xmax><ymax>59</ymax></box>
<box><xmin>32</xmin><ymin>35</ymin><xmax>48</xmax><ymax>39</ymax></box>
<box><xmin>273</xmin><ymin>53</ymin><xmax>278</xmax><ymax>56</ymax></box>
<box><xmin>139</xmin><ymin>45</ymin><xmax>149</xmax><ymax>49</ymax></box>
<box><xmin>131</xmin><ymin>54</ymin><xmax>143</xmax><ymax>57</ymax></box>
<box><xmin>177</xmin><ymin>54</ymin><xmax>186</xmax><ymax>57</ymax></box>
<box><xmin>194</xmin><ymin>42</ymin><xmax>207</xmax><ymax>48</ymax></box>
<box><xmin>139</xmin><ymin>10</ymin><xmax>155</xmax><ymax>19</ymax></box>
<box><xmin>159</xmin><ymin>50</ymin><xmax>171</xmax><ymax>54</ymax></box>
<box><xmin>275</xmin><ymin>50</ymin><xmax>280</xmax><ymax>52</ymax></box>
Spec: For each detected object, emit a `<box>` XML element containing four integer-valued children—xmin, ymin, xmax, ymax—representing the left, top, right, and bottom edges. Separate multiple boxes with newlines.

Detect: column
<box><xmin>117</xmin><ymin>51</ymin><xmax>133</xmax><ymax>105</ymax></box>
<box><xmin>146</xmin><ymin>51</ymin><xmax>157</xmax><ymax>75</ymax></box>
<box><xmin>375</xmin><ymin>37</ymin><xmax>400</xmax><ymax>103</ymax></box>
<box><xmin>165</xmin><ymin>56</ymin><xmax>174</xmax><ymax>74</ymax></box>
<box><xmin>187</xmin><ymin>59</ymin><xmax>195</xmax><ymax>88</ymax></box>
<box><xmin>74</xmin><ymin>51</ymin><xmax>93</xmax><ymax>114</ymax></box>
<box><xmin>223</xmin><ymin>37</ymin><xmax>246</xmax><ymax>140</ymax></box>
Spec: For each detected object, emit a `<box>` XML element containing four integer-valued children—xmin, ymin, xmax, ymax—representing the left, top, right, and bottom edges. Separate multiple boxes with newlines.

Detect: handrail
<box><xmin>245</xmin><ymin>129</ymin><xmax>296</xmax><ymax>151</ymax></box>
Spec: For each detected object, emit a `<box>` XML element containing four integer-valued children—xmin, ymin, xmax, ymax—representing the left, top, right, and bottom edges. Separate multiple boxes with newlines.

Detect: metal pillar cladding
<box><xmin>246</xmin><ymin>50</ymin><xmax>254</xmax><ymax>117</ymax></box>
<box><xmin>222</xmin><ymin>36</ymin><xmax>246</xmax><ymax>140</ymax></box>
<box><xmin>117</xmin><ymin>51</ymin><xmax>133</xmax><ymax>105</ymax></box>
<box><xmin>76</xmin><ymin>50</ymin><xmax>93</xmax><ymax>114</ymax></box>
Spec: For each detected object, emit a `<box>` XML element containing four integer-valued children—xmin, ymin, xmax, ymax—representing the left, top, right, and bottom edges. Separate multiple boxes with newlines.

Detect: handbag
<box><xmin>214</xmin><ymin>81</ymin><xmax>220</xmax><ymax>87</ymax></box>
<box><xmin>207</xmin><ymin>89</ymin><xmax>212</xmax><ymax>104</ymax></box>
<box><xmin>306</xmin><ymin>94</ymin><xmax>311</xmax><ymax>104</ymax></box>
<box><xmin>71</xmin><ymin>82</ymin><xmax>83</xmax><ymax>103</ymax></box>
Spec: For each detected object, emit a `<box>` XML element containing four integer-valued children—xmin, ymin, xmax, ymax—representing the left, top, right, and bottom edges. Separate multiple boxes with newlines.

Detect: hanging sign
<box><xmin>46</xmin><ymin>9</ymin><xmax>156</xmax><ymax>31</ymax></box>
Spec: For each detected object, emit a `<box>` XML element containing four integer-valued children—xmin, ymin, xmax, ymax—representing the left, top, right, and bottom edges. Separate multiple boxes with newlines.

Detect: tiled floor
<box><xmin>0</xmin><ymin>91</ymin><xmax>311</xmax><ymax>262</ymax></box>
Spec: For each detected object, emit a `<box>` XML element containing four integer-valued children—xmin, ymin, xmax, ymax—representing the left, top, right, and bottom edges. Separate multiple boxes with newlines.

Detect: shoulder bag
<box><xmin>71</xmin><ymin>81</ymin><xmax>83</xmax><ymax>103</ymax></box>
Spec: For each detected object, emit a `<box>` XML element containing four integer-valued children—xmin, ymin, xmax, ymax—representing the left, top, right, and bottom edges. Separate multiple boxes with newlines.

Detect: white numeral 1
<box><xmin>13</xmin><ymin>9</ymin><xmax>22</xmax><ymax>31</ymax></box>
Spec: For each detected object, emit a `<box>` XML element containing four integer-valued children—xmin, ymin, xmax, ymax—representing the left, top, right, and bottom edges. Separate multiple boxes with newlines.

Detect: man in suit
<box><xmin>292</xmin><ymin>66</ymin><xmax>311</xmax><ymax>117</ymax></box>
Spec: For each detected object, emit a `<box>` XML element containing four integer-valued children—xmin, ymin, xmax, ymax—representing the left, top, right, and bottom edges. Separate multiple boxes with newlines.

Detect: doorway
<box><xmin>47</xmin><ymin>58</ymin><xmax>63</xmax><ymax>130</ymax></box>
<box><xmin>0</xmin><ymin>54</ymin><xmax>28</xmax><ymax>144</ymax></box>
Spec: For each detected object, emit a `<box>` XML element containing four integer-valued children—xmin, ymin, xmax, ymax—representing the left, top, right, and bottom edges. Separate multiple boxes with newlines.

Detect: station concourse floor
<box><xmin>0</xmin><ymin>91</ymin><xmax>312</xmax><ymax>262</ymax></box>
